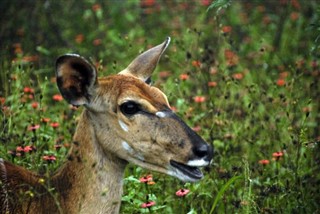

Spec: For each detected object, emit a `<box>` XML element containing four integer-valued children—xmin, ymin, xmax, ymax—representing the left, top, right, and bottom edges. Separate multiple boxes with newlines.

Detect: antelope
<box><xmin>0</xmin><ymin>37</ymin><xmax>213</xmax><ymax>214</ymax></box>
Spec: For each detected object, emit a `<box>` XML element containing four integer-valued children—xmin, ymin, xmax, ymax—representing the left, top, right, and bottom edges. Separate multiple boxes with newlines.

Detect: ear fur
<box><xmin>119</xmin><ymin>37</ymin><xmax>170</xmax><ymax>83</ymax></box>
<box><xmin>55</xmin><ymin>54</ymin><xmax>97</xmax><ymax>106</ymax></box>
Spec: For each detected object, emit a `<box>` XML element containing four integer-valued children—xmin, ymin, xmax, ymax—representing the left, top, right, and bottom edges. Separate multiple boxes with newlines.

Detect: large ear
<box><xmin>119</xmin><ymin>37</ymin><xmax>170</xmax><ymax>83</ymax></box>
<box><xmin>55</xmin><ymin>54</ymin><xmax>98</xmax><ymax>106</ymax></box>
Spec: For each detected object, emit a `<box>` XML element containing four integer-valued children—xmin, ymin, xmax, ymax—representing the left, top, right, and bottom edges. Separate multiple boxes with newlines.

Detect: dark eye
<box><xmin>120</xmin><ymin>101</ymin><xmax>140</xmax><ymax>116</ymax></box>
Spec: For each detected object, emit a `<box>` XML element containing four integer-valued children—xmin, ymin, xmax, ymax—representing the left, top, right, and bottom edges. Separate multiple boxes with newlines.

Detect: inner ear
<box><xmin>119</xmin><ymin>37</ymin><xmax>171</xmax><ymax>83</ymax></box>
<box><xmin>55</xmin><ymin>54</ymin><xmax>97</xmax><ymax>106</ymax></box>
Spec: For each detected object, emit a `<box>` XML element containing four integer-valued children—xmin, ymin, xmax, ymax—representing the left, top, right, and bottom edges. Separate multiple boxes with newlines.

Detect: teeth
<box><xmin>187</xmin><ymin>159</ymin><xmax>209</xmax><ymax>167</ymax></box>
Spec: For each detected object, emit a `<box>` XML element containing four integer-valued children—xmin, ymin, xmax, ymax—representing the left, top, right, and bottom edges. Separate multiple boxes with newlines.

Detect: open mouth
<box><xmin>170</xmin><ymin>160</ymin><xmax>203</xmax><ymax>181</ymax></box>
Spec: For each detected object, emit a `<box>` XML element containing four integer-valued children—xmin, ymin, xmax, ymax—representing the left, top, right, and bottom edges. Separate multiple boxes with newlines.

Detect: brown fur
<box><xmin>0</xmin><ymin>38</ymin><xmax>213</xmax><ymax>213</ymax></box>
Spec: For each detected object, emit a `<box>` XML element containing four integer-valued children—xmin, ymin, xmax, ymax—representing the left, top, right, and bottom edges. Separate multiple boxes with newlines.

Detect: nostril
<box><xmin>193</xmin><ymin>144</ymin><xmax>210</xmax><ymax>159</ymax></box>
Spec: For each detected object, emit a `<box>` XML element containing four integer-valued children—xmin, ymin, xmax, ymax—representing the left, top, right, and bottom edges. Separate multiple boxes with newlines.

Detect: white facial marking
<box><xmin>121</xmin><ymin>141</ymin><xmax>145</xmax><ymax>161</ymax></box>
<box><xmin>187</xmin><ymin>159</ymin><xmax>209</xmax><ymax>167</ymax></box>
<box><xmin>155</xmin><ymin>111</ymin><xmax>167</xmax><ymax>118</ymax></box>
<box><xmin>122</xmin><ymin>141</ymin><xmax>133</xmax><ymax>153</ymax></box>
<box><xmin>118</xmin><ymin>120</ymin><xmax>129</xmax><ymax>132</ymax></box>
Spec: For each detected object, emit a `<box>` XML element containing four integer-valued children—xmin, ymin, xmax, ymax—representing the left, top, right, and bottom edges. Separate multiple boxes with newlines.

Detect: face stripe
<box><xmin>118</xmin><ymin>120</ymin><xmax>129</xmax><ymax>132</ymax></box>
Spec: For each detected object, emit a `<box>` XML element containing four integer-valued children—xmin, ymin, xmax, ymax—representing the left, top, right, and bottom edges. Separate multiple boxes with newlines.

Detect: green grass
<box><xmin>1</xmin><ymin>0</ymin><xmax>319</xmax><ymax>213</ymax></box>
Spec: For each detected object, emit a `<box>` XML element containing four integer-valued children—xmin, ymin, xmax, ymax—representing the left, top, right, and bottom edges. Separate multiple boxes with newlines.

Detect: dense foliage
<box><xmin>0</xmin><ymin>0</ymin><xmax>319</xmax><ymax>213</ymax></box>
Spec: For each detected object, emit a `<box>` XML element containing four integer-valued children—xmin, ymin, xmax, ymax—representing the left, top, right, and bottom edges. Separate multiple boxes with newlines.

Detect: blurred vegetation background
<box><xmin>1</xmin><ymin>0</ymin><xmax>320</xmax><ymax>213</ymax></box>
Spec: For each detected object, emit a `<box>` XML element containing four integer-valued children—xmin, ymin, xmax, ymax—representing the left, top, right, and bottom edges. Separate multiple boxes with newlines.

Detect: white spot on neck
<box><xmin>155</xmin><ymin>111</ymin><xmax>167</xmax><ymax>118</ymax></box>
<box><xmin>118</xmin><ymin>120</ymin><xmax>129</xmax><ymax>132</ymax></box>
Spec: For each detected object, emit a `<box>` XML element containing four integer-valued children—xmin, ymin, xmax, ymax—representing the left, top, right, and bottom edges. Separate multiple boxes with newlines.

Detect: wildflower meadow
<box><xmin>0</xmin><ymin>0</ymin><xmax>319</xmax><ymax>213</ymax></box>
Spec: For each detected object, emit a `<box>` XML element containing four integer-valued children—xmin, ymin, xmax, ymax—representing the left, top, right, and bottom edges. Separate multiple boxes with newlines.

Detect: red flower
<box><xmin>23</xmin><ymin>87</ymin><xmax>34</xmax><ymax>94</ymax></box>
<box><xmin>16</xmin><ymin>146</ymin><xmax>24</xmax><ymax>152</ymax></box>
<box><xmin>192</xmin><ymin>60</ymin><xmax>201</xmax><ymax>67</ymax></box>
<box><xmin>50</xmin><ymin>122</ymin><xmax>60</xmax><ymax>128</ymax></box>
<box><xmin>193</xmin><ymin>96</ymin><xmax>206</xmax><ymax>103</ymax></box>
<box><xmin>23</xmin><ymin>145</ymin><xmax>34</xmax><ymax>153</ymax></box>
<box><xmin>222</xmin><ymin>26</ymin><xmax>232</xmax><ymax>33</ymax></box>
<box><xmin>141</xmin><ymin>201</ymin><xmax>156</xmax><ymax>208</ymax></box>
<box><xmin>176</xmin><ymin>188</ymin><xmax>190</xmax><ymax>197</ymax></box>
<box><xmin>52</xmin><ymin>94</ymin><xmax>63</xmax><ymax>101</ymax></box>
<box><xmin>272</xmin><ymin>151</ymin><xmax>284</xmax><ymax>158</ymax></box>
<box><xmin>200</xmin><ymin>0</ymin><xmax>211</xmax><ymax>6</ymax></box>
<box><xmin>272</xmin><ymin>151</ymin><xmax>284</xmax><ymax>161</ymax></box>
<box><xmin>276</xmin><ymin>79</ymin><xmax>285</xmax><ymax>86</ymax></box>
<box><xmin>42</xmin><ymin>155</ymin><xmax>56</xmax><ymax>162</ymax></box>
<box><xmin>232</xmin><ymin>73</ymin><xmax>244</xmax><ymax>80</ymax></box>
<box><xmin>208</xmin><ymin>81</ymin><xmax>217</xmax><ymax>87</ymax></box>
<box><xmin>31</xmin><ymin>102</ymin><xmax>39</xmax><ymax>109</ymax></box>
<box><xmin>28</xmin><ymin>124</ymin><xmax>40</xmax><ymax>131</ymax></box>
<box><xmin>41</xmin><ymin>118</ymin><xmax>51</xmax><ymax>123</ymax></box>
<box><xmin>92</xmin><ymin>3</ymin><xmax>101</xmax><ymax>12</ymax></box>
<box><xmin>258</xmin><ymin>159</ymin><xmax>270</xmax><ymax>165</ymax></box>
<box><xmin>0</xmin><ymin>97</ymin><xmax>5</xmax><ymax>105</ymax></box>
<box><xmin>224</xmin><ymin>49</ymin><xmax>239</xmax><ymax>66</ymax></box>
<box><xmin>139</xmin><ymin>174</ymin><xmax>153</xmax><ymax>183</ymax></box>
<box><xmin>75</xmin><ymin>34</ymin><xmax>84</xmax><ymax>44</ymax></box>
<box><xmin>179</xmin><ymin>73</ymin><xmax>189</xmax><ymax>80</ymax></box>
<box><xmin>93</xmin><ymin>39</ymin><xmax>102</xmax><ymax>46</ymax></box>
<box><xmin>140</xmin><ymin>0</ymin><xmax>156</xmax><ymax>7</ymax></box>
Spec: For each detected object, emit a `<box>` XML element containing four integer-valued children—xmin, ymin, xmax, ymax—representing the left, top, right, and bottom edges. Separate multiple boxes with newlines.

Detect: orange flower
<box><xmin>208</xmin><ymin>81</ymin><xmax>217</xmax><ymax>87</ymax></box>
<box><xmin>232</xmin><ymin>73</ymin><xmax>243</xmax><ymax>80</ymax></box>
<box><xmin>24</xmin><ymin>87</ymin><xmax>34</xmax><ymax>94</ymax></box>
<box><xmin>224</xmin><ymin>49</ymin><xmax>239</xmax><ymax>66</ymax></box>
<box><xmin>31</xmin><ymin>102</ymin><xmax>39</xmax><ymax>109</ymax></box>
<box><xmin>258</xmin><ymin>159</ymin><xmax>270</xmax><ymax>165</ymax></box>
<box><xmin>139</xmin><ymin>174</ymin><xmax>153</xmax><ymax>183</ymax></box>
<box><xmin>179</xmin><ymin>73</ymin><xmax>189</xmax><ymax>80</ymax></box>
<box><xmin>222</xmin><ymin>26</ymin><xmax>232</xmax><ymax>33</ymax></box>
<box><xmin>53</xmin><ymin>94</ymin><xmax>63</xmax><ymax>101</ymax></box>
<box><xmin>276</xmin><ymin>79</ymin><xmax>285</xmax><ymax>86</ymax></box>
<box><xmin>194</xmin><ymin>96</ymin><xmax>206</xmax><ymax>103</ymax></box>
<box><xmin>92</xmin><ymin>3</ymin><xmax>101</xmax><ymax>12</ymax></box>
<box><xmin>272</xmin><ymin>151</ymin><xmax>284</xmax><ymax>161</ymax></box>
<box><xmin>93</xmin><ymin>39</ymin><xmax>102</xmax><ymax>46</ymax></box>
<box><xmin>75</xmin><ymin>34</ymin><xmax>84</xmax><ymax>44</ymax></box>
<box><xmin>192</xmin><ymin>60</ymin><xmax>201</xmax><ymax>67</ymax></box>
<box><xmin>0</xmin><ymin>97</ymin><xmax>5</xmax><ymax>105</ymax></box>
<box><xmin>290</xmin><ymin>12</ymin><xmax>299</xmax><ymax>21</ymax></box>
<box><xmin>28</xmin><ymin>124</ymin><xmax>40</xmax><ymax>131</ymax></box>
<box><xmin>50</xmin><ymin>122</ymin><xmax>60</xmax><ymax>128</ymax></box>
<box><xmin>140</xmin><ymin>0</ymin><xmax>156</xmax><ymax>7</ymax></box>
<box><xmin>41</xmin><ymin>118</ymin><xmax>51</xmax><ymax>123</ymax></box>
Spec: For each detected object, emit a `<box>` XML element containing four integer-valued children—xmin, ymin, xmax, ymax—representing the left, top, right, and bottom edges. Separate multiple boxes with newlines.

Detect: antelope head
<box><xmin>56</xmin><ymin>37</ymin><xmax>213</xmax><ymax>182</ymax></box>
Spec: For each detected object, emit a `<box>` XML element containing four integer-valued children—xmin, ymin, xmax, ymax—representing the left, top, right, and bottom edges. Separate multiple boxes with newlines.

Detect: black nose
<box><xmin>193</xmin><ymin>144</ymin><xmax>214</xmax><ymax>161</ymax></box>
